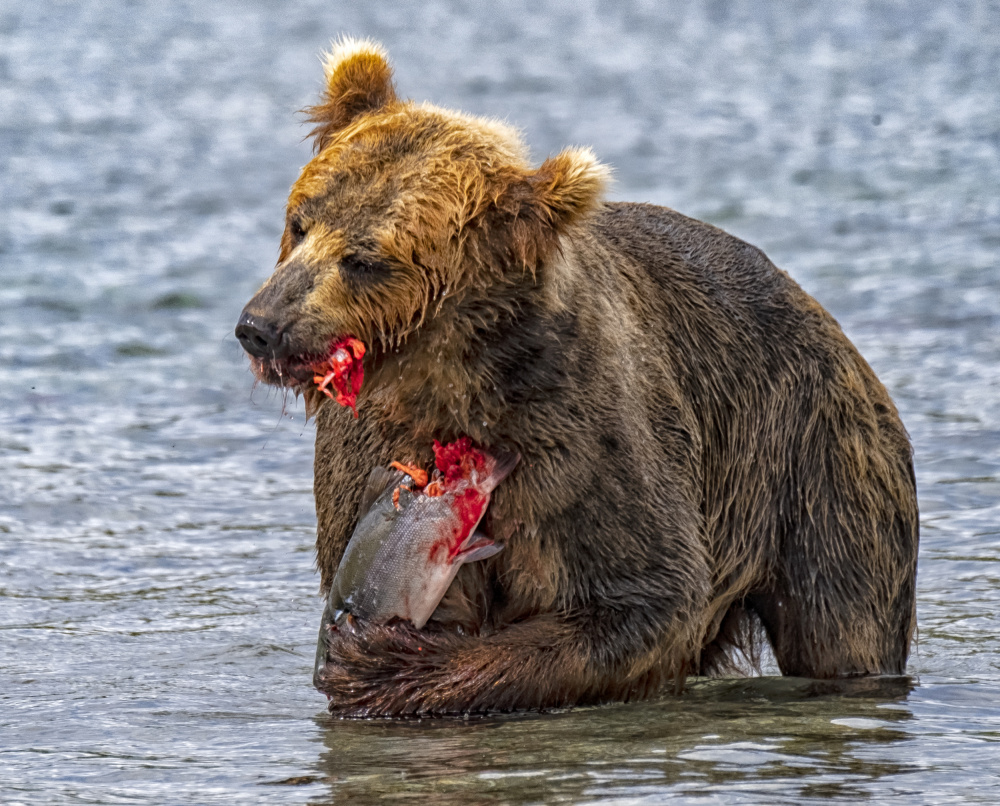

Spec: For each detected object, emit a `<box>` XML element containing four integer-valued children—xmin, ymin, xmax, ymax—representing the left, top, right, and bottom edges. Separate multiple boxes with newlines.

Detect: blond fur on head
<box><xmin>414</xmin><ymin>101</ymin><xmax>530</xmax><ymax>167</ymax></box>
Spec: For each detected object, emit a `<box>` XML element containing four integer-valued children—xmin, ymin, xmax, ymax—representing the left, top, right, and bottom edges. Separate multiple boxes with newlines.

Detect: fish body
<box><xmin>315</xmin><ymin>444</ymin><xmax>519</xmax><ymax>682</ymax></box>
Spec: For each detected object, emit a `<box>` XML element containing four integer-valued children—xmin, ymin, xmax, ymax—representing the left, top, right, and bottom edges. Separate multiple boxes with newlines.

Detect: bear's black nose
<box><xmin>235</xmin><ymin>312</ymin><xmax>290</xmax><ymax>359</ymax></box>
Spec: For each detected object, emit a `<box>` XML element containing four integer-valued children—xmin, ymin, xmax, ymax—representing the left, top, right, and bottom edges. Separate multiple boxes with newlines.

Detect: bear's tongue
<box><xmin>311</xmin><ymin>336</ymin><xmax>366</xmax><ymax>417</ymax></box>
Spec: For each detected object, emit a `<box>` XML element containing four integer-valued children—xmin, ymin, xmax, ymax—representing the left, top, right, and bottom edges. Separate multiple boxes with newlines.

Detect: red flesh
<box><xmin>448</xmin><ymin>490</ymin><xmax>488</xmax><ymax>559</ymax></box>
<box><xmin>431</xmin><ymin>438</ymin><xmax>492</xmax><ymax>560</ymax></box>
<box><xmin>312</xmin><ymin>336</ymin><xmax>366</xmax><ymax>416</ymax></box>
<box><xmin>432</xmin><ymin>437</ymin><xmax>487</xmax><ymax>484</ymax></box>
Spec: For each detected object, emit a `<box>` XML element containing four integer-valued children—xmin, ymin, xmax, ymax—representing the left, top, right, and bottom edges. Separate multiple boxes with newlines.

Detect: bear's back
<box><xmin>588</xmin><ymin>201</ymin><xmax>837</xmax><ymax>394</ymax></box>
<box><xmin>594</xmin><ymin>201</ymin><xmax>797</xmax><ymax>320</ymax></box>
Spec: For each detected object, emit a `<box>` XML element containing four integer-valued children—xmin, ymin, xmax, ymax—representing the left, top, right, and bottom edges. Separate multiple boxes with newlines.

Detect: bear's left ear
<box><xmin>305</xmin><ymin>37</ymin><xmax>398</xmax><ymax>152</ymax></box>
<box><xmin>526</xmin><ymin>147</ymin><xmax>611</xmax><ymax>230</ymax></box>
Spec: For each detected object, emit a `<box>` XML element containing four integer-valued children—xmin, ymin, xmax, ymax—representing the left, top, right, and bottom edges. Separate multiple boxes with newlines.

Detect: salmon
<box><xmin>314</xmin><ymin>441</ymin><xmax>518</xmax><ymax>683</ymax></box>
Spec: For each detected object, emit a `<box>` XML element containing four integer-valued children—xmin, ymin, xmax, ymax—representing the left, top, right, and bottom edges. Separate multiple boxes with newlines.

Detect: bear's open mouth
<box><xmin>249</xmin><ymin>335</ymin><xmax>366</xmax><ymax>417</ymax></box>
<box><xmin>309</xmin><ymin>337</ymin><xmax>366</xmax><ymax>416</ymax></box>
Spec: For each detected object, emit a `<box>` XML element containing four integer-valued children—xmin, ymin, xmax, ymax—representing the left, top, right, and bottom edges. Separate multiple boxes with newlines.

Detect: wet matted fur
<box><xmin>238</xmin><ymin>38</ymin><xmax>918</xmax><ymax>716</ymax></box>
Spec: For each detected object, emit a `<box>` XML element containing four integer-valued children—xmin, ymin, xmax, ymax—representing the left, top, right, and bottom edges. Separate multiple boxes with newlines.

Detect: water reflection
<box><xmin>305</xmin><ymin>677</ymin><xmax>915</xmax><ymax>804</ymax></box>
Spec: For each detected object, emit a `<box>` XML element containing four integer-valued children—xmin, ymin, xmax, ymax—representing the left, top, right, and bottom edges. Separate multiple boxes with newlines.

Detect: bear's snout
<box><xmin>235</xmin><ymin>310</ymin><xmax>291</xmax><ymax>360</ymax></box>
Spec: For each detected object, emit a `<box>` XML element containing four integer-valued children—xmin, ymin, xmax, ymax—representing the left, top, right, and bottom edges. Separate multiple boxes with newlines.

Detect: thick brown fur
<box><xmin>238</xmin><ymin>39</ymin><xmax>918</xmax><ymax>716</ymax></box>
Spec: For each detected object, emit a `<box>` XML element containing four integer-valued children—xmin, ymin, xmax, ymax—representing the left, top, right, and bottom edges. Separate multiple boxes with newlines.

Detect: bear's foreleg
<box><xmin>316</xmin><ymin>593</ymin><xmax>703</xmax><ymax>716</ymax></box>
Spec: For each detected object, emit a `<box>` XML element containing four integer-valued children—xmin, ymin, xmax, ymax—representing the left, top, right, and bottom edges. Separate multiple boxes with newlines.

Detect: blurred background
<box><xmin>1</xmin><ymin>2</ymin><xmax>998</xmax><ymax>804</ymax></box>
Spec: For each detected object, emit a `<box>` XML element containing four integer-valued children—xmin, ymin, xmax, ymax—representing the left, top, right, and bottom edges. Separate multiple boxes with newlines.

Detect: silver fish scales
<box><xmin>314</xmin><ymin>449</ymin><xmax>518</xmax><ymax>686</ymax></box>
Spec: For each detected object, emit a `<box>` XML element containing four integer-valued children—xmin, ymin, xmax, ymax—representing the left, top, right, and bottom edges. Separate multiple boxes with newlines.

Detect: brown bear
<box><xmin>235</xmin><ymin>38</ymin><xmax>918</xmax><ymax>716</ymax></box>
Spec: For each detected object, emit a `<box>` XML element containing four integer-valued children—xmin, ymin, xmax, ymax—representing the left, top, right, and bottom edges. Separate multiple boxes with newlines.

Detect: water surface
<box><xmin>2</xmin><ymin>2</ymin><xmax>999</xmax><ymax>803</ymax></box>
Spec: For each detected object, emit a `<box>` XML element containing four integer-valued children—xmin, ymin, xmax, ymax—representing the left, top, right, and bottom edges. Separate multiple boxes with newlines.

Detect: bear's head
<box><xmin>236</xmin><ymin>38</ymin><xmax>609</xmax><ymax>423</ymax></box>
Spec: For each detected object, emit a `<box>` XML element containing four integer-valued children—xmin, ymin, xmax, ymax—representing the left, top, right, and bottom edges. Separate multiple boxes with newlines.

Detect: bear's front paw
<box><xmin>315</xmin><ymin>620</ymin><xmax>447</xmax><ymax>717</ymax></box>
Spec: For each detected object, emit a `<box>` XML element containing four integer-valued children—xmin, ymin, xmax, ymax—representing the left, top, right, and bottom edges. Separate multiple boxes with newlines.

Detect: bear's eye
<box><xmin>340</xmin><ymin>254</ymin><xmax>390</xmax><ymax>284</ymax></box>
<box><xmin>289</xmin><ymin>218</ymin><xmax>308</xmax><ymax>245</ymax></box>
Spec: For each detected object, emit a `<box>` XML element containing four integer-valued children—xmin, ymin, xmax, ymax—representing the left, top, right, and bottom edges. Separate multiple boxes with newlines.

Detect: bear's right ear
<box><xmin>305</xmin><ymin>37</ymin><xmax>398</xmax><ymax>152</ymax></box>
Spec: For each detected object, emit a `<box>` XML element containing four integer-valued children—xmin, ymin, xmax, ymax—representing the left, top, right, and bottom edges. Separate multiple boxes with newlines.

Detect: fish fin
<box><xmin>482</xmin><ymin>450</ymin><xmax>521</xmax><ymax>491</ymax></box>
<box><xmin>455</xmin><ymin>534</ymin><xmax>503</xmax><ymax>564</ymax></box>
<box><xmin>356</xmin><ymin>466</ymin><xmax>406</xmax><ymax>518</ymax></box>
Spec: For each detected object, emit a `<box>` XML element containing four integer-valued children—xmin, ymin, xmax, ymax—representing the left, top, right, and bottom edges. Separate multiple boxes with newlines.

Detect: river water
<box><xmin>1</xmin><ymin>1</ymin><xmax>998</xmax><ymax>803</ymax></box>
